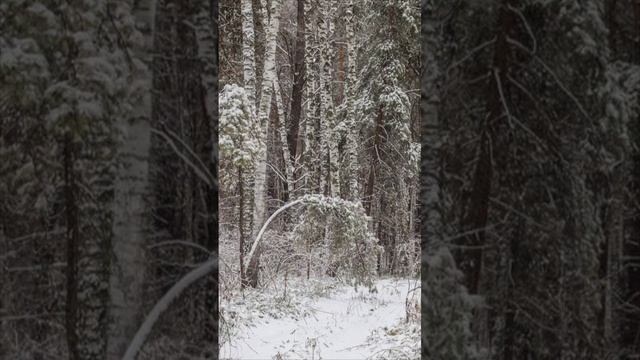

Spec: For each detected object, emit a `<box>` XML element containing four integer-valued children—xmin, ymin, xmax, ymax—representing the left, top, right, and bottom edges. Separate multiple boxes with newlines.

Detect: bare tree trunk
<box><xmin>322</xmin><ymin>0</ymin><xmax>339</xmax><ymax>197</ymax></box>
<box><xmin>247</xmin><ymin>0</ymin><xmax>284</xmax><ymax>288</ymax></box>
<box><xmin>106</xmin><ymin>0</ymin><xmax>156</xmax><ymax>357</ymax></box>
<box><xmin>195</xmin><ymin>0</ymin><xmax>217</xmax><ymax>130</ymax></box>
<box><xmin>459</xmin><ymin>0</ymin><xmax>514</xmax><ymax>295</ymax></box>
<box><xmin>365</xmin><ymin>107</ymin><xmax>383</xmax><ymax>216</ymax></box>
<box><xmin>244</xmin><ymin>198</ymin><xmax>306</xmax><ymax>275</ymax></box>
<box><xmin>317</xmin><ymin>2</ymin><xmax>329</xmax><ymax>196</ymax></box>
<box><xmin>274</xmin><ymin>75</ymin><xmax>295</xmax><ymax>199</ymax></box>
<box><xmin>288</xmin><ymin>0</ymin><xmax>305</xmax><ymax>165</ymax></box>
<box><xmin>456</xmin><ymin>1</ymin><xmax>514</xmax><ymax>353</ymax></box>
<box><xmin>304</xmin><ymin>0</ymin><xmax>321</xmax><ymax>195</ymax></box>
<box><xmin>344</xmin><ymin>0</ymin><xmax>359</xmax><ymax>200</ymax></box>
<box><xmin>239</xmin><ymin>167</ymin><xmax>247</xmax><ymax>288</ymax></box>
<box><xmin>242</xmin><ymin>0</ymin><xmax>257</xmax><ymax>108</ymax></box>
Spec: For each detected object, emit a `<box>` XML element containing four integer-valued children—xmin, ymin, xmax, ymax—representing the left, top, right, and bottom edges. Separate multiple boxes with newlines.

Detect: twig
<box><xmin>493</xmin><ymin>69</ymin><xmax>514</xmax><ymax>129</ymax></box>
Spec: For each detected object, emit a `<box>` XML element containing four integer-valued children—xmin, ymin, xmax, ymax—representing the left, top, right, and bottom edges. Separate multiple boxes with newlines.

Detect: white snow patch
<box><xmin>220</xmin><ymin>278</ymin><xmax>420</xmax><ymax>360</ymax></box>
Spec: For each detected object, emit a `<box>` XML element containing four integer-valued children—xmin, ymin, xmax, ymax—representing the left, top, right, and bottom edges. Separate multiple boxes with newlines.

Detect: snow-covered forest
<box><xmin>1</xmin><ymin>0</ymin><xmax>217</xmax><ymax>358</ymax></box>
<box><xmin>424</xmin><ymin>0</ymin><xmax>640</xmax><ymax>358</ymax></box>
<box><xmin>218</xmin><ymin>0</ymin><xmax>420</xmax><ymax>358</ymax></box>
<box><xmin>3</xmin><ymin>0</ymin><xmax>640</xmax><ymax>359</ymax></box>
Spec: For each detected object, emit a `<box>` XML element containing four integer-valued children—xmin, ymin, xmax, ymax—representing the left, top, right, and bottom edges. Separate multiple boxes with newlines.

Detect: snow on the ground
<box><xmin>219</xmin><ymin>277</ymin><xmax>420</xmax><ymax>360</ymax></box>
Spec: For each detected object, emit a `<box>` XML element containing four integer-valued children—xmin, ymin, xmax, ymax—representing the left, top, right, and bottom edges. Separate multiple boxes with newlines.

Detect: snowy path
<box><xmin>220</xmin><ymin>278</ymin><xmax>419</xmax><ymax>360</ymax></box>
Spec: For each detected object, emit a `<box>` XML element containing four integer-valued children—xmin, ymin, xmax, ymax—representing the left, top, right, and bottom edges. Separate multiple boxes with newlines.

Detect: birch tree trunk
<box><xmin>106</xmin><ymin>0</ymin><xmax>156</xmax><ymax>357</ymax></box>
<box><xmin>247</xmin><ymin>0</ymin><xmax>284</xmax><ymax>287</ymax></box>
<box><xmin>317</xmin><ymin>0</ymin><xmax>328</xmax><ymax>195</ymax></box>
<box><xmin>242</xmin><ymin>0</ymin><xmax>257</xmax><ymax>109</ymax></box>
<box><xmin>239</xmin><ymin>167</ymin><xmax>247</xmax><ymax>288</ymax></box>
<box><xmin>322</xmin><ymin>0</ymin><xmax>339</xmax><ymax>197</ymax></box>
<box><xmin>364</xmin><ymin>108</ymin><xmax>383</xmax><ymax>216</ymax></box>
<box><xmin>318</xmin><ymin>71</ymin><xmax>328</xmax><ymax>196</ymax></box>
<box><xmin>274</xmin><ymin>75</ymin><xmax>295</xmax><ymax>198</ymax></box>
<box><xmin>195</xmin><ymin>0</ymin><xmax>217</xmax><ymax>129</ymax></box>
<box><xmin>304</xmin><ymin>0</ymin><xmax>320</xmax><ymax>194</ymax></box>
<box><xmin>314</xmin><ymin>0</ymin><xmax>337</xmax><ymax>196</ymax></box>
<box><xmin>344</xmin><ymin>0</ymin><xmax>359</xmax><ymax>200</ymax></box>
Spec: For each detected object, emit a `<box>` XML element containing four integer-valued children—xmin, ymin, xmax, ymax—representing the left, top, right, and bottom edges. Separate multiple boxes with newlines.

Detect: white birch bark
<box><xmin>408</xmin><ymin>181</ymin><xmax>417</xmax><ymax>273</ymax></box>
<box><xmin>300</xmin><ymin>86</ymin><xmax>311</xmax><ymax>194</ymax></box>
<box><xmin>242</xmin><ymin>0</ymin><xmax>257</xmax><ymax>109</ymax></box>
<box><xmin>317</xmin><ymin>0</ymin><xmax>331</xmax><ymax>195</ymax></box>
<box><xmin>259</xmin><ymin>0</ymin><xmax>268</xmax><ymax>19</ymax></box>
<box><xmin>245</xmin><ymin>198</ymin><xmax>307</xmax><ymax>274</ymax></box>
<box><xmin>318</xmin><ymin>73</ymin><xmax>328</xmax><ymax>195</ymax></box>
<box><xmin>274</xmin><ymin>75</ymin><xmax>295</xmax><ymax>197</ymax></box>
<box><xmin>304</xmin><ymin>0</ymin><xmax>320</xmax><ymax>194</ymax></box>
<box><xmin>328</xmin><ymin>121</ymin><xmax>340</xmax><ymax>198</ymax></box>
<box><xmin>252</xmin><ymin>0</ymin><xmax>284</xmax><ymax>238</ymax></box>
<box><xmin>257</xmin><ymin>0</ymin><xmax>268</xmax><ymax>23</ymax></box>
<box><xmin>325</xmin><ymin>0</ymin><xmax>340</xmax><ymax>197</ymax></box>
<box><xmin>106</xmin><ymin>0</ymin><xmax>155</xmax><ymax>358</ymax></box>
<box><xmin>344</xmin><ymin>0</ymin><xmax>359</xmax><ymax>199</ymax></box>
<box><xmin>194</xmin><ymin>0</ymin><xmax>217</xmax><ymax>128</ymax></box>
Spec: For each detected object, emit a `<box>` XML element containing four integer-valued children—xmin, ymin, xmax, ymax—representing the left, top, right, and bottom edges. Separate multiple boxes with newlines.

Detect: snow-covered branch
<box><xmin>122</xmin><ymin>258</ymin><xmax>217</xmax><ymax>360</ymax></box>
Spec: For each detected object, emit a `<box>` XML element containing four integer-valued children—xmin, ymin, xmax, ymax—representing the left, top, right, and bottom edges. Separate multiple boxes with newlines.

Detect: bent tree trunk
<box><xmin>122</xmin><ymin>260</ymin><xmax>217</xmax><ymax>360</ymax></box>
<box><xmin>244</xmin><ymin>198</ymin><xmax>305</xmax><ymax>274</ymax></box>
<box><xmin>123</xmin><ymin>198</ymin><xmax>305</xmax><ymax>359</ymax></box>
<box><xmin>106</xmin><ymin>0</ymin><xmax>156</xmax><ymax>358</ymax></box>
<box><xmin>124</xmin><ymin>194</ymin><xmax>373</xmax><ymax>358</ymax></box>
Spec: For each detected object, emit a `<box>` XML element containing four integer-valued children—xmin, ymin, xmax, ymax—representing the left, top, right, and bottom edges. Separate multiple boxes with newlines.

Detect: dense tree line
<box><xmin>7</xmin><ymin>0</ymin><xmax>640</xmax><ymax>359</ymax></box>
<box><xmin>218</xmin><ymin>0</ymin><xmax>420</xmax><ymax>295</ymax></box>
<box><xmin>423</xmin><ymin>0</ymin><xmax>640</xmax><ymax>358</ymax></box>
<box><xmin>0</xmin><ymin>0</ymin><xmax>218</xmax><ymax>358</ymax></box>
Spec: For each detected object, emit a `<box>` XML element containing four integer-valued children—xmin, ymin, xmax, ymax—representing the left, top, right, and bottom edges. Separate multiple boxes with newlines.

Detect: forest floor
<box><xmin>219</xmin><ymin>277</ymin><xmax>420</xmax><ymax>360</ymax></box>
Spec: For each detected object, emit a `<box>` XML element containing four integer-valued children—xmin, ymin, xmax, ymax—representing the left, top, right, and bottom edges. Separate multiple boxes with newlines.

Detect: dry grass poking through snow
<box><xmin>219</xmin><ymin>277</ymin><xmax>420</xmax><ymax>360</ymax></box>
